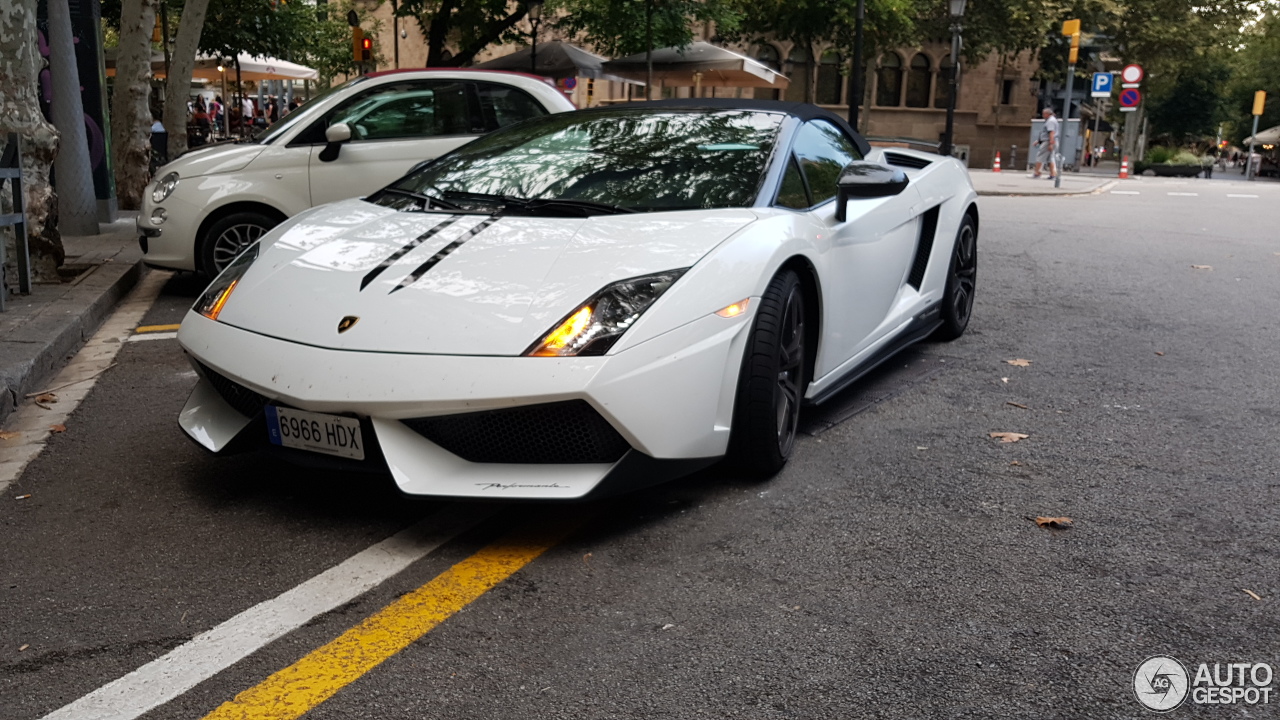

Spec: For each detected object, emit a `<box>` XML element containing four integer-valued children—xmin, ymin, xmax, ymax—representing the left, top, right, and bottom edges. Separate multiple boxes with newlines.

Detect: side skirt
<box><xmin>805</xmin><ymin>304</ymin><xmax>942</xmax><ymax>406</ymax></box>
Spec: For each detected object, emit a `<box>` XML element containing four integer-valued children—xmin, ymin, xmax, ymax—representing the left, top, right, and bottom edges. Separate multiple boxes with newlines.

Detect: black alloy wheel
<box><xmin>726</xmin><ymin>269</ymin><xmax>807</xmax><ymax>478</ymax></box>
<box><xmin>932</xmin><ymin>214</ymin><xmax>977</xmax><ymax>341</ymax></box>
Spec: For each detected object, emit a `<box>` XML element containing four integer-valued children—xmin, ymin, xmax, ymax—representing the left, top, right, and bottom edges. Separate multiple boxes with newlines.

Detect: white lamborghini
<box><xmin>177</xmin><ymin>100</ymin><xmax>979</xmax><ymax>500</ymax></box>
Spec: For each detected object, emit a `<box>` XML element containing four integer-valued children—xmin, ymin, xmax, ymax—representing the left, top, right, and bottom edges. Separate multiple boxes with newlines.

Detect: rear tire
<box><xmin>931</xmin><ymin>213</ymin><xmax>977</xmax><ymax>341</ymax></box>
<box><xmin>200</xmin><ymin>211</ymin><xmax>277</xmax><ymax>277</ymax></box>
<box><xmin>725</xmin><ymin>269</ymin><xmax>807</xmax><ymax>479</ymax></box>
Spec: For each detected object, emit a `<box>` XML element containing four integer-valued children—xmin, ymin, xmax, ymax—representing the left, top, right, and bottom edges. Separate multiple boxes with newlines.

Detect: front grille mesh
<box><xmin>403</xmin><ymin>400</ymin><xmax>631</xmax><ymax>464</ymax></box>
<box><xmin>199</xmin><ymin>362</ymin><xmax>269</xmax><ymax>418</ymax></box>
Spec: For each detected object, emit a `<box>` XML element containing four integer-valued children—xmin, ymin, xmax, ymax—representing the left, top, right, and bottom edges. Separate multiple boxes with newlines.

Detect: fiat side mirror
<box><xmin>319</xmin><ymin>123</ymin><xmax>353</xmax><ymax>162</ymax></box>
<box><xmin>834</xmin><ymin>161</ymin><xmax>910</xmax><ymax>222</ymax></box>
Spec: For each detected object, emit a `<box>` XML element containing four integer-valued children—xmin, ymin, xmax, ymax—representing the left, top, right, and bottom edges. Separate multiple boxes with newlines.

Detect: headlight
<box><xmin>194</xmin><ymin>243</ymin><xmax>259</xmax><ymax>321</ymax></box>
<box><xmin>152</xmin><ymin>172</ymin><xmax>179</xmax><ymax>203</ymax></box>
<box><xmin>526</xmin><ymin>269</ymin><xmax>687</xmax><ymax>357</ymax></box>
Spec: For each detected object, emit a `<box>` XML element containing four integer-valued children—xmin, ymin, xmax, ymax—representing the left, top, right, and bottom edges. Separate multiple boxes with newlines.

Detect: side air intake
<box><xmin>907</xmin><ymin>206</ymin><xmax>942</xmax><ymax>289</ymax></box>
<box><xmin>883</xmin><ymin>152</ymin><xmax>934</xmax><ymax>170</ymax></box>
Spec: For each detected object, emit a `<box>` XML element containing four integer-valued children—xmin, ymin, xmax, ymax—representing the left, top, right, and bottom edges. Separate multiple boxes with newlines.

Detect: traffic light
<box><xmin>352</xmin><ymin>27</ymin><xmax>364</xmax><ymax>63</ymax></box>
<box><xmin>362</xmin><ymin>36</ymin><xmax>372</xmax><ymax>62</ymax></box>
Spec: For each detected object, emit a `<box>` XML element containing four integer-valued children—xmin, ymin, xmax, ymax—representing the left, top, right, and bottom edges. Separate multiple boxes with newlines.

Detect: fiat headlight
<box><xmin>526</xmin><ymin>269</ymin><xmax>686</xmax><ymax>357</ymax></box>
<box><xmin>152</xmin><ymin>172</ymin><xmax>179</xmax><ymax>203</ymax></box>
<box><xmin>194</xmin><ymin>243</ymin><xmax>259</xmax><ymax>321</ymax></box>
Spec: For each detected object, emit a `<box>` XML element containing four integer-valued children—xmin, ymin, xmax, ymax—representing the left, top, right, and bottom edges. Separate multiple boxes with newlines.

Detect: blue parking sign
<box><xmin>1091</xmin><ymin>72</ymin><xmax>1113</xmax><ymax>97</ymax></box>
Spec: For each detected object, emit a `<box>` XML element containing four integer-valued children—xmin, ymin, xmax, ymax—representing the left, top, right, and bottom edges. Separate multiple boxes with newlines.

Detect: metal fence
<box><xmin>1</xmin><ymin>133</ymin><xmax>31</xmax><ymax>312</ymax></box>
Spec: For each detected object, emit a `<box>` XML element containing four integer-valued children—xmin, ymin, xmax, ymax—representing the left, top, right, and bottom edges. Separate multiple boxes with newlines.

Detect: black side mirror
<box><xmin>834</xmin><ymin>161</ymin><xmax>910</xmax><ymax>222</ymax></box>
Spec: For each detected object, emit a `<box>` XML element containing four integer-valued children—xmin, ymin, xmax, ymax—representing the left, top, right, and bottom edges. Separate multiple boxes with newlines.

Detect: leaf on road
<box><xmin>582</xmin><ymin>552</ymin><xmax>593</xmax><ymax>566</ymax></box>
<box><xmin>1155</xmin><ymin>351</ymin><xmax>1165</xmax><ymax>356</ymax></box>
<box><xmin>34</xmin><ymin>393</ymin><xmax>57</xmax><ymax>405</ymax></box>
<box><xmin>1006</xmin><ymin>402</ymin><xmax>1029</xmax><ymax>409</ymax></box>
<box><xmin>1001</xmin><ymin>377</ymin><xmax>1009</xmax><ymax>384</ymax></box>
<box><xmin>1005</xmin><ymin>359</ymin><xmax>1032</xmax><ymax>367</ymax></box>
<box><xmin>49</xmin><ymin>424</ymin><xmax>66</xmax><ymax>434</ymax></box>
<box><xmin>0</xmin><ymin>430</ymin><xmax>19</xmax><ymax>440</ymax></box>
<box><xmin>1242</xmin><ymin>589</ymin><xmax>1263</xmax><ymax>601</ymax></box>
<box><xmin>661</xmin><ymin>623</ymin><xmax>675</xmax><ymax>631</ymax></box>
<box><xmin>1191</xmin><ymin>265</ymin><xmax>1212</xmax><ymax>270</ymax></box>
<box><xmin>1034</xmin><ymin>516</ymin><xmax>1073</xmax><ymax>529</ymax></box>
<box><xmin>990</xmin><ymin>432</ymin><xmax>1029</xmax><ymax>443</ymax></box>
<box><xmin>1010</xmin><ymin>461</ymin><xmax>1022</xmax><ymax>466</ymax></box>
<box><xmin>18</xmin><ymin>644</ymin><xmax>29</xmax><ymax>652</ymax></box>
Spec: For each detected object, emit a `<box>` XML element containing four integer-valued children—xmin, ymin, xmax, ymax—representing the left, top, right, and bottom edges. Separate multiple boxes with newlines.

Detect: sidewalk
<box><xmin>1</xmin><ymin>214</ymin><xmax>144</xmax><ymax>423</ymax></box>
<box><xmin>967</xmin><ymin>169</ymin><xmax>1115</xmax><ymax>196</ymax></box>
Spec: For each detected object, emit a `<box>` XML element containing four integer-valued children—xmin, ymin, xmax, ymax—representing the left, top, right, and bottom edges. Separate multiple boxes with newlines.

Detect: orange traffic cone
<box><xmin>1119</xmin><ymin>156</ymin><xmax>1130</xmax><ymax>179</ymax></box>
<box><xmin>993</xmin><ymin>152</ymin><xmax>1002</xmax><ymax>172</ymax></box>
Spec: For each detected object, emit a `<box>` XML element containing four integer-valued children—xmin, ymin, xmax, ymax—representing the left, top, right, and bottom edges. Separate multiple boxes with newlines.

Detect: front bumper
<box><xmin>137</xmin><ymin>190</ymin><xmax>206</xmax><ymax>272</ymax></box>
<box><xmin>177</xmin><ymin>309</ymin><xmax>754</xmax><ymax>499</ymax></box>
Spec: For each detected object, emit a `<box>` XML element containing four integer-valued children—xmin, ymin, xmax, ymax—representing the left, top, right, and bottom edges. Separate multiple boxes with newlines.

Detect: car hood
<box><xmin>215</xmin><ymin>199</ymin><xmax>757</xmax><ymax>356</ymax></box>
<box><xmin>163</xmin><ymin>142</ymin><xmax>264</xmax><ymax>177</ymax></box>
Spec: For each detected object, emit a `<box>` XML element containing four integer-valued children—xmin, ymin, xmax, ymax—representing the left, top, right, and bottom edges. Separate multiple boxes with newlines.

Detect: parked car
<box><xmin>138</xmin><ymin>69</ymin><xmax>575</xmax><ymax>275</ymax></box>
<box><xmin>176</xmin><ymin>100</ymin><xmax>979</xmax><ymax>500</ymax></box>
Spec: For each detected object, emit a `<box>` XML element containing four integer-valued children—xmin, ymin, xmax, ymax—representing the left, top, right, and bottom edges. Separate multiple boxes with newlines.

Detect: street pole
<box><xmin>392</xmin><ymin>0</ymin><xmax>399</xmax><ymax>68</ymax></box>
<box><xmin>1055</xmin><ymin>65</ymin><xmax>1073</xmax><ymax>189</ymax></box>
<box><xmin>941</xmin><ymin>22</ymin><xmax>961</xmax><ymax>156</ymax></box>
<box><xmin>846</xmin><ymin>0</ymin><xmax>864</xmax><ymax>129</ymax></box>
<box><xmin>1246</xmin><ymin>90</ymin><xmax>1266</xmax><ymax>182</ymax></box>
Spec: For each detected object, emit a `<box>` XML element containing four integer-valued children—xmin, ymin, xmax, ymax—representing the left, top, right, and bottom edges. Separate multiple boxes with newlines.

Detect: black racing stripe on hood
<box><xmin>389</xmin><ymin>217</ymin><xmax>500</xmax><ymax>294</ymax></box>
<box><xmin>360</xmin><ymin>215</ymin><xmax>463</xmax><ymax>291</ymax></box>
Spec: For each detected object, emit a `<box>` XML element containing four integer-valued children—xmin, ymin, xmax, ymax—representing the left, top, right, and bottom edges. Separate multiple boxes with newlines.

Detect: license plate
<box><xmin>266</xmin><ymin>406</ymin><xmax>365</xmax><ymax>460</ymax></box>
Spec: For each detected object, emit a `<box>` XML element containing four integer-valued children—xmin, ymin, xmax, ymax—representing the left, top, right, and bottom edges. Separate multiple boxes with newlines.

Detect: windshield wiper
<box><xmin>441</xmin><ymin>191</ymin><xmax>635</xmax><ymax>216</ymax></box>
<box><xmin>379</xmin><ymin>187</ymin><xmax>466</xmax><ymax>211</ymax></box>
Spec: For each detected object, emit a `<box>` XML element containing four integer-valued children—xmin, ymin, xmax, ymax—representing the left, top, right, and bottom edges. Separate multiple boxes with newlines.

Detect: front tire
<box><xmin>932</xmin><ymin>213</ymin><xmax>977</xmax><ymax>341</ymax></box>
<box><xmin>725</xmin><ymin>269</ymin><xmax>807</xmax><ymax>479</ymax></box>
<box><xmin>200</xmin><ymin>211</ymin><xmax>277</xmax><ymax>276</ymax></box>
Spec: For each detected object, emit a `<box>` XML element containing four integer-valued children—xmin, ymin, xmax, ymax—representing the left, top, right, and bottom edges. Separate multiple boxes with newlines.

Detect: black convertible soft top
<box><xmin>607</xmin><ymin>98</ymin><xmax>873</xmax><ymax>157</ymax></box>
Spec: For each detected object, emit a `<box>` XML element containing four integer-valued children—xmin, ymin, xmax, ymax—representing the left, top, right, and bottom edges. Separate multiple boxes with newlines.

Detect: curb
<box><xmin>976</xmin><ymin>181</ymin><xmax>1115</xmax><ymax>197</ymax></box>
<box><xmin>0</xmin><ymin>257</ymin><xmax>144</xmax><ymax>425</ymax></box>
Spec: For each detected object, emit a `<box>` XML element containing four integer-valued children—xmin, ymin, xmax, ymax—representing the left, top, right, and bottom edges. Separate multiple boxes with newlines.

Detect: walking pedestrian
<box><xmin>1030</xmin><ymin>107</ymin><xmax>1058</xmax><ymax>179</ymax></box>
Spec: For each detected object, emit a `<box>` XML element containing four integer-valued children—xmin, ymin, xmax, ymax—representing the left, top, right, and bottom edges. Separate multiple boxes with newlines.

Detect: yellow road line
<box><xmin>135</xmin><ymin>323</ymin><xmax>182</xmax><ymax>333</ymax></box>
<box><xmin>202</xmin><ymin>523</ymin><xmax>575</xmax><ymax>720</ymax></box>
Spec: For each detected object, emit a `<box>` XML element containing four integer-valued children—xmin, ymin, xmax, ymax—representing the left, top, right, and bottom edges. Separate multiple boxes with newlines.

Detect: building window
<box><xmin>785</xmin><ymin>47</ymin><xmax>811</xmax><ymax>102</ymax></box>
<box><xmin>905</xmin><ymin>53</ymin><xmax>930</xmax><ymax>107</ymax></box>
<box><xmin>934</xmin><ymin>54</ymin><xmax>953</xmax><ymax>109</ymax></box>
<box><xmin>755</xmin><ymin>44</ymin><xmax>783</xmax><ymax>101</ymax></box>
<box><xmin>816</xmin><ymin>50</ymin><xmax>842</xmax><ymax>105</ymax></box>
<box><xmin>876</xmin><ymin>52</ymin><xmax>902</xmax><ymax>107</ymax></box>
<box><xmin>1001</xmin><ymin>79</ymin><xmax>1015</xmax><ymax>105</ymax></box>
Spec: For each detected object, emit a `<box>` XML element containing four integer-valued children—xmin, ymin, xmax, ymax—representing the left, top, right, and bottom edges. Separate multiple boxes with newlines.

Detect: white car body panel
<box><xmin>138</xmin><ymin>70</ymin><xmax>575</xmax><ymax>273</ymax></box>
<box><xmin>177</xmin><ymin>108</ymin><xmax>978</xmax><ymax>500</ymax></box>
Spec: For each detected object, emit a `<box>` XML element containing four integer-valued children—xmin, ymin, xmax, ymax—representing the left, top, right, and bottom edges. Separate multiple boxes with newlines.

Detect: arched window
<box><xmin>785</xmin><ymin>47</ymin><xmax>811</xmax><ymax>103</ymax></box>
<box><xmin>816</xmin><ymin>50</ymin><xmax>842</xmax><ymax>105</ymax></box>
<box><xmin>755</xmin><ymin>44</ymin><xmax>783</xmax><ymax>100</ymax></box>
<box><xmin>934</xmin><ymin>55</ymin><xmax>953</xmax><ymax>109</ymax></box>
<box><xmin>875</xmin><ymin>52</ymin><xmax>902</xmax><ymax>107</ymax></box>
<box><xmin>905</xmin><ymin>53</ymin><xmax>931</xmax><ymax>107</ymax></box>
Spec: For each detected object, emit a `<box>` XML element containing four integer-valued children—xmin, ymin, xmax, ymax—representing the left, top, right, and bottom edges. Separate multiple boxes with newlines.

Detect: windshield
<box><xmin>381</xmin><ymin>109</ymin><xmax>783</xmax><ymax>213</ymax></box>
<box><xmin>253</xmin><ymin>76</ymin><xmax>367</xmax><ymax>144</ymax></box>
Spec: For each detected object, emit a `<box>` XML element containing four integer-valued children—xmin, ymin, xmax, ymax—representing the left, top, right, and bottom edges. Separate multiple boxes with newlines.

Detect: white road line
<box><xmin>1167</xmin><ymin>192</ymin><xmax>1199</xmax><ymax>196</ymax></box>
<box><xmin>40</xmin><ymin>506</ymin><xmax>493</xmax><ymax>720</ymax></box>
<box><xmin>0</xmin><ymin>271</ymin><xmax>171</xmax><ymax>493</ymax></box>
<box><xmin>125</xmin><ymin>331</ymin><xmax>178</xmax><ymax>342</ymax></box>
<box><xmin>1111</xmin><ymin>190</ymin><xmax>1141</xmax><ymax>195</ymax></box>
<box><xmin>1226</xmin><ymin>194</ymin><xmax>1258</xmax><ymax>198</ymax></box>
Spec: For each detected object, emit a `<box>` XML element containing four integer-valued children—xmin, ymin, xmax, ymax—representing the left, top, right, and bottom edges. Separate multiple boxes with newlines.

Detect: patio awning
<box><xmin>473</xmin><ymin>42</ymin><xmax>615</xmax><ymax>80</ymax></box>
<box><xmin>1244</xmin><ymin>125</ymin><xmax>1280</xmax><ymax>145</ymax></box>
<box><xmin>105</xmin><ymin>51</ymin><xmax>318</xmax><ymax>81</ymax></box>
<box><xmin>601</xmin><ymin>42</ymin><xmax>789</xmax><ymax>89</ymax></box>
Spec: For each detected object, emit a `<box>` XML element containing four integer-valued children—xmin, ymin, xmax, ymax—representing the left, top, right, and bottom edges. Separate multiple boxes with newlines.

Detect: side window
<box><xmin>292</xmin><ymin>81</ymin><xmax>475</xmax><ymax>144</ymax></box>
<box><xmin>792</xmin><ymin>120</ymin><xmax>862</xmax><ymax>205</ymax></box>
<box><xmin>473</xmin><ymin>82</ymin><xmax>549</xmax><ymax>131</ymax></box>
<box><xmin>775</xmin><ymin>155</ymin><xmax>810</xmax><ymax>209</ymax></box>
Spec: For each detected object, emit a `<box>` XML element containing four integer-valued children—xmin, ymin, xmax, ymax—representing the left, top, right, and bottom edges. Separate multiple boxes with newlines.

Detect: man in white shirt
<box><xmin>1031</xmin><ymin>107</ymin><xmax>1059</xmax><ymax>179</ymax></box>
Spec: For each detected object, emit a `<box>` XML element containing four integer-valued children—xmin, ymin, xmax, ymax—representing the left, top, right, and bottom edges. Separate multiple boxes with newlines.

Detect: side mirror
<box><xmin>318</xmin><ymin>123</ymin><xmax>352</xmax><ymax>162</ymax></box>
<box><xmin>834</xmin><ymin>161</ymin><xmax>910</xmax><ymax>222</ymax></box>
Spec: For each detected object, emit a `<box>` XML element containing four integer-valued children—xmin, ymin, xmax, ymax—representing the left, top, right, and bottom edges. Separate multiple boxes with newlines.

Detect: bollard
<box><xmin>993</xmin><ymin>152</ymin><xmax>1001</xmax><ymax>172</ymax></box>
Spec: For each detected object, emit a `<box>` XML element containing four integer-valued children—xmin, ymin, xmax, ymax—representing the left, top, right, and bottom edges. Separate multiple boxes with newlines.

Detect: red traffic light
<box><xmin>361</xmin><ymin>37</ymin><xmax>372</xmax><ymax>50</ymax></box>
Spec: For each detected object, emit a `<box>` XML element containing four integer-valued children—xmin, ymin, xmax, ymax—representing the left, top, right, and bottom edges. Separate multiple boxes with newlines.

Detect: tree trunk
<box><xmin>163</xmin><ymin>0</ymin><xmax>212</xmax><ymax>160</ymax></box>
<box><xmin>0</xmin><ymin>0</ymin><xmax>63</xmax><ymax>283</ymax></box>
<box><xmin>807</xmin><ymin>41</ymin><xmax>818</xmax><ymax>104</ymax></box>
<box><xmin>990</xmin><ymin>53</ymin><xmax>1006</xmax><ymax>168</ymax></box>
<box><xmin>47</xmin><ymin>0</ymin><xmax>97</xmax><ymax>235</ymax></box>
<box><xmin>451</xmin><ymin>8</ymin><xmax>528</xmax><ymax>67</ymax></box>
<box><xmin>109</xmin><ymin>0</ymin><xmax>158</xmax><ymax>210</ymax></box>
<box><xmin>424</xmin><ymin>0</ymin><xmax>456</xmax><ymax>66</ymax></box>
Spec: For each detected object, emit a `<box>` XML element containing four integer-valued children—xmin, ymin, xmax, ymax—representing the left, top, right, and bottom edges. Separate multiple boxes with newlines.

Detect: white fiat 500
<box><xmin>138</xmin><ymin>69</ymin><xmax>575</xmax><ymax>275</ymax></box>
<box><xmin>178</xmin><ymin>100</ymin><xmax>979</xmax><ymax>500</ymax></box>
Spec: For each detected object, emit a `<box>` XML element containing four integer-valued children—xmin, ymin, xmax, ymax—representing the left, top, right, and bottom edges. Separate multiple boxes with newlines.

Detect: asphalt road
<box><xmin>2</xmin><ymin>175</ymin><xmax>1278</xmax><ymax>719</ymax></box>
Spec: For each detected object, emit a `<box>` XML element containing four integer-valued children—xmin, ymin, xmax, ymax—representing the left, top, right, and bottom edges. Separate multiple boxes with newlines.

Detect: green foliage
<box><xmin>1225</xmin><ymin>8</ymin><xmax>1280</xmax><ymax>144</ymax></box>
<box><xmin>553</xmin><ymin>0</ymin><xmax>742</xmax><ymax>57</ymax></box>
<box><xmin>1145</xmin><ymin>145</ymin><xmax>1172</xmax><ymax>163</ymax></box>
<box><xmin>296</xmin><ymin>1</ymin><xmax>385</xmax><ymax>85</ymax></box>
<box><xmin>199</xmin><ymin>0</ymin><xmax>319</xmax><ymax>62</ymax></box>
<box><xmin>395</xmin><ymin>0</ymin><xmax>531</xmax><ymax>66</ymax></box>
<box><xmin>1144</xmin><ymin>52</ymin><xmax>1231</xmax><ymax>143</ymax></box>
